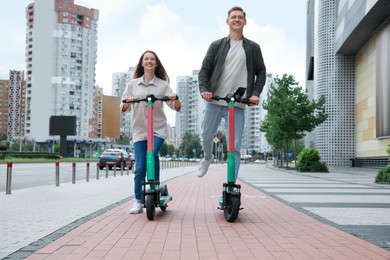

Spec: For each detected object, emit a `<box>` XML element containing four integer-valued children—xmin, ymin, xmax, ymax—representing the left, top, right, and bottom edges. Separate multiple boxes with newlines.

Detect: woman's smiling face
<box><xmin>142</xmin><ymin>52</ymin><xmax>157</xmax><ymax>71</ymax></box>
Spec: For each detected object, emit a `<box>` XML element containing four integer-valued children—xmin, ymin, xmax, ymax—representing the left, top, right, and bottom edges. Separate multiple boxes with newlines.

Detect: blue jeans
<box><xmin>201</xmin><ymin>103</ymin><xmax>245</xmax><ymax>181</ymax></box>
<box><xmin>133</xmin><ymin>136</ymin><xmax>164</xmax><ymax>201</ymax></box>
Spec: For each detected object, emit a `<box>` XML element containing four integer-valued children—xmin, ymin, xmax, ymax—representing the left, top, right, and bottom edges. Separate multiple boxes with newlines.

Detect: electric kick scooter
<box><xmin>212</xmin><ymin>87</ymin><xmax>254</xmax><ymax>222</ymax></box>
<box><xmin>122</xmin><ymin>94</ymin><xmax>177</xmax><ymax>220</ymax></box>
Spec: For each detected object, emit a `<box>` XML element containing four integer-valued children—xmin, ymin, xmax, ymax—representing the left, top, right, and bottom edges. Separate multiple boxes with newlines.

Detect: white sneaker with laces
<box><xmin>197</xmin><ymin>154</ymin><xmax>214</xmax><ymax>178</ymax></box>
<box><xmin>129</xmin><ymin>200</ymin><xmax>143</xmax><ymax>214</ymax></box>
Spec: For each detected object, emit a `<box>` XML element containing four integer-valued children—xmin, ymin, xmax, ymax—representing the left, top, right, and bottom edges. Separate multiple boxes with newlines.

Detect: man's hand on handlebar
<box><xmin>201</xmin><ymin>91</ymin><xmax>213</xmax><ymax>102</ymax></box>
<box><xmin>248</xmin><ymin>96</ymin><xmax>260</xmax><ymax>106</ymax></box>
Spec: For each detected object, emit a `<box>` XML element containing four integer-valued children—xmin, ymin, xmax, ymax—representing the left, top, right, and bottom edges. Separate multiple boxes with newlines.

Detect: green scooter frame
<box><xmin>212</xmin><ymin>88</ymin><xmax>253</xmax><ymax>222</ymax></box>
<box><xmin>123</xmin><ymin>94</ymin><xmax>176</xmax><ymax>220</ymax></box>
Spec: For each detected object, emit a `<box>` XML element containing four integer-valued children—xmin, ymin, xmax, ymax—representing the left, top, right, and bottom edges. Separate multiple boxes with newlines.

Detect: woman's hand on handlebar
<box><xmin>168</xmin><ymin>93</ymin><xmax>178</xmax><ymax>101</ymax></box>
<box><xmin>123</xmin><ymin>95</ymin><xmax>134</xmax><ymax>103</ymax></box>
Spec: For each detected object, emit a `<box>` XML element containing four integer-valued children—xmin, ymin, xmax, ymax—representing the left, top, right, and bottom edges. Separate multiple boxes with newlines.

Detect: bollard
<box><xmin>86</xmin><ymin>162</ymin><xmax>90</xmax><ymax>182</ymax></box>
<box><xmin>120</xmin><ymin>162</ymin><xmax>124</xmax><ymax>176</ymax></box>
<box><xmin>126</xmin><ymin>162</ymin><xmax>130</xmax><ymax>175</ymax></box>
<box><xmin>72</xmin><ymin>162</ymin><xmax>76</xmax><ymax>184</ymax></box>
<box><xmin>6</xmin><ymin>161</ymin><xmax>13</xmax><ymax>194</ymax></box>
<box><xmin>55</xmin><ymin>161</ymin><xmax>60</xmax><ymax>186</ymax></box>
<box><xmin>105</xmin><ymin>163</ymin><xmax>109</xmax><ymax>178</ymax></box>
<box><xmin>96</xmin><ymin>163</ymin><xmax>100</xmax><ymax>180</ymax></box>
<box><xmin>113</xmin><ymin>163</ymin><xmax>117</xmax><ymax>177</ymax></box>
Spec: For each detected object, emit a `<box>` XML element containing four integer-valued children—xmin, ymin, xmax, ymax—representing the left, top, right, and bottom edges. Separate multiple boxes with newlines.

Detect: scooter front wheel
<box><xmin>224</xmin><ymin>194</ymin><xmax>240</xmax><ymax>222</ymax></box>
<box><xmin>146</xmin><ymin>194</ymin><xmax>156</xmax><ymax>220</ymax></box>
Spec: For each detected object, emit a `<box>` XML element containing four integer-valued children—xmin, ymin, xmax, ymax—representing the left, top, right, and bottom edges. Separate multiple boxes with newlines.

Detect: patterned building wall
<box><xmin>7</xmin><ymin>71</ymin><xmax>23</xmax><ymax>140</ymax></box>
<box><xmin>314</xmin><ymin>0</ymin><xmax>355</xmax><ymax>166</ymax></box>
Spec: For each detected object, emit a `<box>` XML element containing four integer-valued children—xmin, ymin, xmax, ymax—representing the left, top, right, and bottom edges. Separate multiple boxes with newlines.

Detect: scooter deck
<box><xmin>160</xmin><ymin>194</ymin><xmax>173</xmax><ymax>206</ymax></box>
<box><xmin>218</xmin><ymin>195</ymin><xmax>224</xmax><ymax>209</ymax></box>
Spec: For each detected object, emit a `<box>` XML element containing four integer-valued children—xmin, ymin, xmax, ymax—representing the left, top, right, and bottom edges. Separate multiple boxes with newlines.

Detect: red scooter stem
<box><xmin>146</xmin><ymin>99</ymin><xmax>155</xmax><ymax>183</ymax></box>
<box><xmin>147</xmin><ymin>101</ymin><xmax>154</xmax><ymax>153</ymax></box>
<box><xmin>227</xmin><ymin>101</ymin><xmax>236</xmax><ymax>183</ymax></box>
<box><xmin>228</xmin><ymin>105</ymin><xmax>235</xmax><ymax>153</ymax></box>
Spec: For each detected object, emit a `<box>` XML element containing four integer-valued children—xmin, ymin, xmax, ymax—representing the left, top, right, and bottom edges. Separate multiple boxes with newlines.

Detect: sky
<box><xmin>1</xmin><ymin>0</ymin><xmax>308</xmax><ymax>124</ymax></box>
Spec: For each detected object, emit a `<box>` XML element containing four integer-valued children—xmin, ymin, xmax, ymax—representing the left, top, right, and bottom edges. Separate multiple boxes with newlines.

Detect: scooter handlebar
<box><xmin>211</xmin><ymin>95</ymin><xmax>255</xmax><ymax>105</ymax></box>
<box><xmin>122</xmin><ymin>94</ymin><xmax>179</xmax><ymax>103</ymax></box>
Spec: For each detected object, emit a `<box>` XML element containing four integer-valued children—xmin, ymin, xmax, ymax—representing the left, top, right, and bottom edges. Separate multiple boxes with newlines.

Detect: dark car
<box><xmin>99</xmin><ymin>149</ymin><xmax>133</xmax><ymax>170</ymax></box>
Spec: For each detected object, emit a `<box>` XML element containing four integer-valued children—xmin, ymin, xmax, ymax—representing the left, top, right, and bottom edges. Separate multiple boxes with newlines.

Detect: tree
<box><xmin>160</xmin><ymin>142</ymin><xmax>176</xmax><ymax>157</ymax></box>
<box><xmin>260</xmin><ymin>74</ymin><xmax>327</xmax><ymax>168</ymax></box>
<box><xmin>116</xmin><ymin>134</ymin><xmax>131</xmax><ymax>145</ymax></box>
<box><xmin>178</xmin><ymin>131</ymin><xmax>202</xmax><ymax>158</ymax></box>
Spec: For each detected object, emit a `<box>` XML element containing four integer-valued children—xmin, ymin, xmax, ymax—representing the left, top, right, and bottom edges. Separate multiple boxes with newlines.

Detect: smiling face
<box><xmin>142</xmin><ymin>51</ymin><xmax>157</xmax><ymax>72</ymax></box>
<box><xmin>226</xmin><ymin>10</ymin><xmax>246</xmax><ymax>31</ymax></box>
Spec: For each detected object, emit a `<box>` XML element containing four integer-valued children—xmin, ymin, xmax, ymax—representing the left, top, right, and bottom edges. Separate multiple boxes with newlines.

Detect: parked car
<box><xmin>99</xmin><ymin>149</ymin><xmax>133</xmax><ymax>170</ymax></box>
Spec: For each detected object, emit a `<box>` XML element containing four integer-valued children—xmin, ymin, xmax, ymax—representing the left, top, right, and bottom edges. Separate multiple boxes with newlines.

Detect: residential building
<box><xmin>24</xmin><ymin>0</ymin><xmax>99</xmax><ymax>142</ymax></box>
<box><xmin>176</xmin><ymin>71</ymin><xmax>203</xmax><ymax>141</ymax></box>
<box><xmin>93</xmin><ymin>86</ymin><xmax>103</xmax><ymax>138</ymax></box>
<box><xmin>306</xmin><ymin>0</ymin><xmax>390</xmax><ymax>167</ymax></box>
<box><xmin>258</xmin><ymin>74</ymin><xmax>274</xmax><ymax>155</ymax></box>
<box><xmin>113</xmin><ymin>67</ymin><xmax>134</xmax><ymax>139</ymax></box>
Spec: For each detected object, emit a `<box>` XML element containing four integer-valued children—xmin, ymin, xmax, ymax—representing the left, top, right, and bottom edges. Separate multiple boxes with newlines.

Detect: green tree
<box><xmin>0</xmin><ymin>132</ymin><xmax>8</xmax><ymax>141</ymax></box>
<box><xmin>160</xmin><ymin>141</ymin><xmax>176</xmax><ymax>157</ymax></box>
<box><xmin>116</xmin><ymin>134</ymin><xmax>131</xmax><ymax>145</ymax></box>
<box><xmin>178</xmin><ymin>131</ymin><xmax>202</xmax><ymax>158</ymax></box>
<box><xmin>260</xmin><ymin>74</ymin><xmax>327</xmax><ymax>168</ymax></box>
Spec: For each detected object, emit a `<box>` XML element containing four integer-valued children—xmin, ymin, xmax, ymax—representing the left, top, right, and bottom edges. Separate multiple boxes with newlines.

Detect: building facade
<box><xmin>0</xmin><ymin>71</ymin><xmax>27</xmax><ymax>140</ymax></box>
<box><xmin>176</xmin><ymin>71</ymin><xmax>203</xmax><ymax>142</ymax></box>
<box><xmin>112</xmin><ymin>67</ymin><xmax>135</xmax><ymax>140</ymax></box>
<box><xmin>24</xmin><ymin>0</ymin><xmax>99</xmax><ymax>142</ymax></box>
<box><xmin>306</xmin><ymin>0</ymin><xmax>390</xmax><ymax>167</ymax></box>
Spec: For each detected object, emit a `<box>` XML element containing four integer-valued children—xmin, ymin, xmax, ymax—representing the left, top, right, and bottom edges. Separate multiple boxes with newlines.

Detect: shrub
<box><xmin>375</xmin><ymin>145</ymin><xmax>390</xmax><ymax>183</ymax></box>
<box><xmin>376</xmin><ymin>166</ymin><xmax>390</xmax><ymax>183</ymax></box>
<box><xmin>297</xmin><ymin>148</ymin><xmax>328</xmax><ymax>172</ymax></box>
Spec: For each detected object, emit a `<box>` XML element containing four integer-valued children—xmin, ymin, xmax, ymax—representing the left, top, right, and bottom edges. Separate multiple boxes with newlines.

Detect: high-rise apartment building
<box><xmin>112</xmin><ymin>67</ymin><xmax>135</xmax><ymax>139</ymax></box>
<box><xmin>25</xmin><ymin>0</ymin><xmax>99</xmax><ymax>142</ymax></box>
<box><xmin>306</xmin><ymin>0</ymin><xmax>390</xmax><ymax>167</ymax></box>
<box><xmin>176</xmin><ymin>71</ymin><xmax>203</xmax><ymax>141</ymax></box>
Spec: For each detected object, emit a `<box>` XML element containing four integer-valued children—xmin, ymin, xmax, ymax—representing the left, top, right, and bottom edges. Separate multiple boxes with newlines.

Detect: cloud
<box><xmin>75</xmin><ymin>0</ymin><xmax>138</xmax><ymax>22</ymax></box>
<box><xmin>95</xmin><ymin>4</ymin><xmax>208</xmax><ymax>93</ymax></box>
<box><xmin>245</xmin><ymin>19</ymin><xmax>306</xmax><ymax>86</ymax></box>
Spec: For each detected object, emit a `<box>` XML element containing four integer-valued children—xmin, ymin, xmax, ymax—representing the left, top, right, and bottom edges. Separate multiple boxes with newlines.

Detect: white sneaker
<box><xmin>197</xmin><ymin>154</ymin><xmax>214</xmax><ymax>178</ymax></box>
<box><xmin>129</xmin><ymin>200</ymin><xmax>143</xmax><ymax>214</ymax></box>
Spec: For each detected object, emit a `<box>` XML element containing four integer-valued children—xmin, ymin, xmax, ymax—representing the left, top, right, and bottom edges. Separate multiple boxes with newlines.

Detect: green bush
<box><xmin>297</xmin><ymin>148</ymin><xmax>328</xmax><ymax>172</ymax></box>
<box><xmin>375</xmin><ymin>145</ymin><xmax>390</xmax><ymax>183</ymax></box>
<box><xmin>1</xmin><ymin>152</ymin><xmax>61</xmax><ymax>160</ymax></box>
<box><xmin>376</xmin><ymin>166</ymin><xmax>390</xmax><ymax>183</ymax></box>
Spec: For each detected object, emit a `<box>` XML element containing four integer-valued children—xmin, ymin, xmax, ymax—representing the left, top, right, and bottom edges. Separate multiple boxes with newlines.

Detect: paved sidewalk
<box><xmin>0</xmin><ymin>165</ymin><xmax>197</xmax><ymax>260</ymax></box>
<box><xmin>9</xmin><ymin>164</ymin><xmax>389</xmax><ymax>260</ymax></box>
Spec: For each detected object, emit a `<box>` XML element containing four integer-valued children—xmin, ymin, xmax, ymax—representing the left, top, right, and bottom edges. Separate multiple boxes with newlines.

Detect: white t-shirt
<box><xmin>213</xmin><ymin>39</ymin><xmax>247</xmax><ymax>108</ymax></box>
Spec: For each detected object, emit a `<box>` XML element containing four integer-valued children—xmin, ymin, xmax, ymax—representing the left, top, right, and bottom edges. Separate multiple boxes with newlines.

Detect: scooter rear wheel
<box><xmin>146</xmin><ymin>194</ymin><xmax>156</xmax><ymax>220</ymax></box>
<box><xmin>224</xmin><ymin>195</ymin><xmax>240</xmax><ymax>222</ymax></box>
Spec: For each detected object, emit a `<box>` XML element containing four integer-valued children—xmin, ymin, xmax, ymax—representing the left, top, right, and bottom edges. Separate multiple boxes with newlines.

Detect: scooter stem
<box><xmin>227</xmin><ymin>100</ymin><xmax>235</xmax><ymax>183</ymax></box>
<box><xmin>147</xmin><ymin>99</ymin><xmax>155</xmax><ymax>182</ymax></box>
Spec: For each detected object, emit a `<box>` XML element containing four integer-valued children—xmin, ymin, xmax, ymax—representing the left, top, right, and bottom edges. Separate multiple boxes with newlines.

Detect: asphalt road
<box><xmin>0</xmin><ymin>162</ymin><xmax>128</xmax><ymax>191</ymax></box>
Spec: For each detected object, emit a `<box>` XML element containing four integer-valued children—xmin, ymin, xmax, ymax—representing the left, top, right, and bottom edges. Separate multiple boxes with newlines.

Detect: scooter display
<box><xmin>122</xmin><ymin>94</ymin><xmax>177</xmax><ymax>220</ymax></box>
<box><xmin>212</xmin><ymin>87</ymin><xmax>254</xmax><ymax>222</ymax></box>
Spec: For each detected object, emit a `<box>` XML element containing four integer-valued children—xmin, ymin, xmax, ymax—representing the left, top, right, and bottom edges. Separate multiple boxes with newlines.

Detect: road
<box><xmin>0</xmin><ymin>162</ymin><xmax>128</xmax><ymax>191</ymax></box>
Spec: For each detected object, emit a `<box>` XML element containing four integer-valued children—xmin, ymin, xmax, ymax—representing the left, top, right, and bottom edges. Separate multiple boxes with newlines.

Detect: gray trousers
<box><xmin>201</xmin><ymin>102</ymin><xmax>245</xmax><ymax>181</ymax></box>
